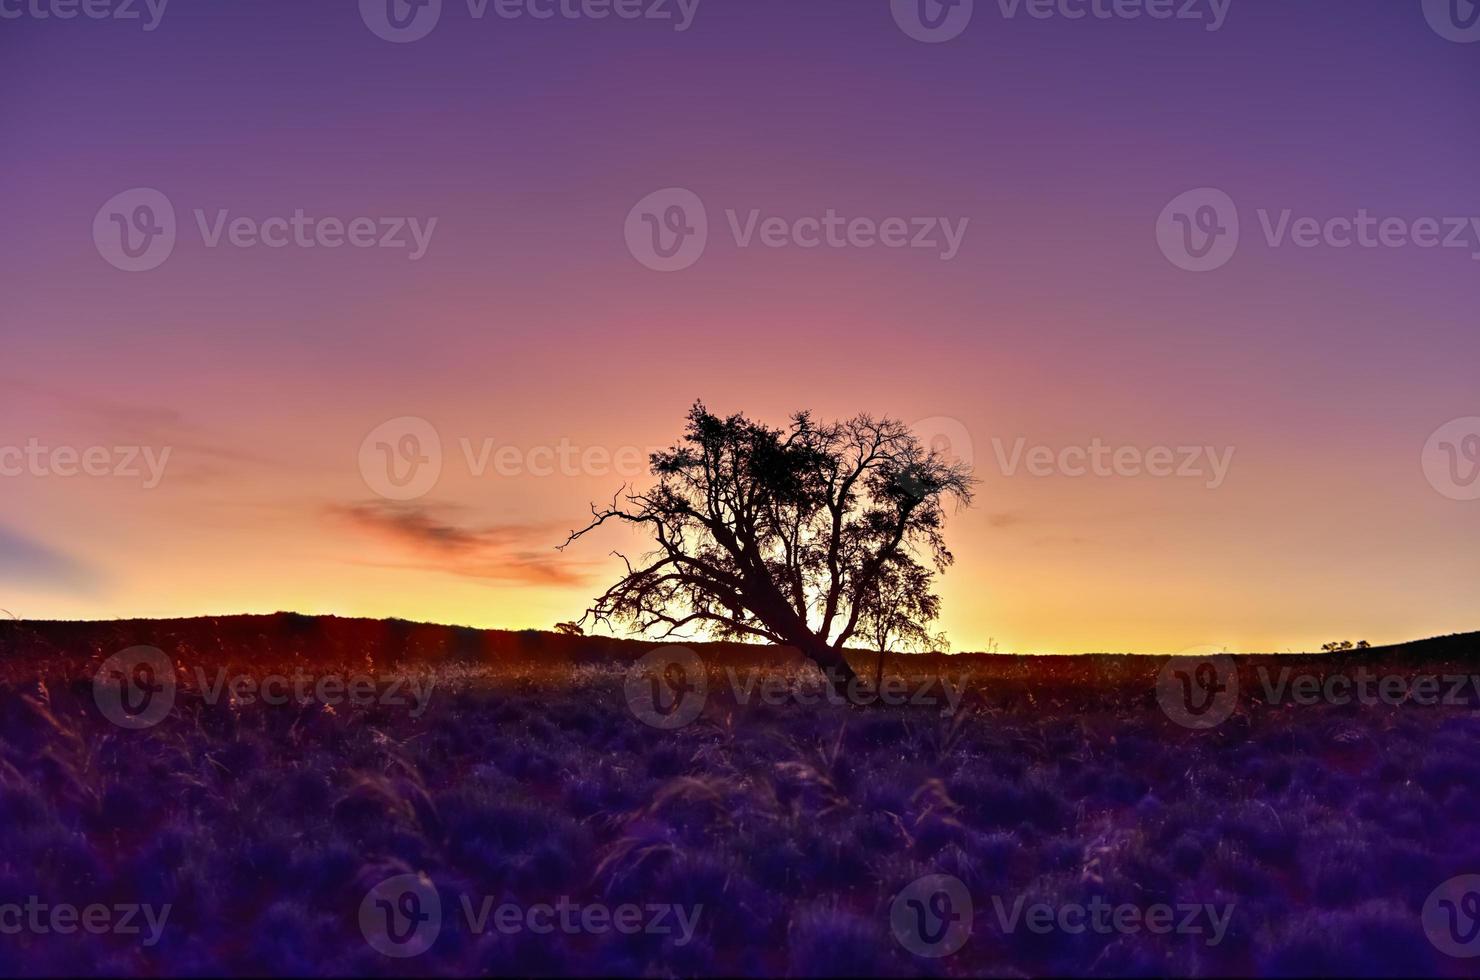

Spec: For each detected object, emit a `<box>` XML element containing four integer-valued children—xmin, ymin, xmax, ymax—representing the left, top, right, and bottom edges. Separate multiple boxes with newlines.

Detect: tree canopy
<box><xmin>563</xmin><ymin>403</ymin><xmax>974</xmax><ymax>683</ymax></box>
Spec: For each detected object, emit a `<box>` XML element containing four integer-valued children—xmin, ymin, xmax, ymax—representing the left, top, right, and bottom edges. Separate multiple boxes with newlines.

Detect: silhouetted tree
<box><xmin>858</xmin><ymin>553</ymin><xmax>947</xmax><ymax>692</ymax></box>
<box><xmin>562</xmin><ymin>403</ymin><xmax>973</xmax><ymax>688</ymax></box>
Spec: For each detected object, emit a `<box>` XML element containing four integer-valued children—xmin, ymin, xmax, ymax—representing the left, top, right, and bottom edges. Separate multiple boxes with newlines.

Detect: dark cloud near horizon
<box><xmin>0</xmin><ymin>525</ymin><xmax>103</xmax><ymax>594</ymax></box>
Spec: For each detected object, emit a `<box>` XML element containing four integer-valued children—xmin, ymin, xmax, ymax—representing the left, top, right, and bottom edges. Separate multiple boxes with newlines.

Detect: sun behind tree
<box><xmin>562</xmin><ymin>403</ymin><xmax>974</xmax><ymax>688</ymax></box>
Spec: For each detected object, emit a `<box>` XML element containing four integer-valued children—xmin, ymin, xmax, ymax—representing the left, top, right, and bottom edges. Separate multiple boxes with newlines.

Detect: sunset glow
<box><xmin>3</xmin><ymin>0</ymin><xmax>1476</xmax><ymax>653</ymax></box>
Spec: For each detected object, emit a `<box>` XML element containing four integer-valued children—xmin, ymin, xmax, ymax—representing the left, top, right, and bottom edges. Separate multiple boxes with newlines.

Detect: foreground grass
<box><xmin>0</xmin><ymin>636</ymin><xmax>1477</xmax><ymax>976</ymax></box>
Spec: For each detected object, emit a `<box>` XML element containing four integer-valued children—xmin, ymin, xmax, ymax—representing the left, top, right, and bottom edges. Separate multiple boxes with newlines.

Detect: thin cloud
<box><xmin>0</xmin><ymin>377</ymin><xmax>280</xmax><ymax>480</ymax></box>
<box><xmin>330</xmin><ymin>501</ymin><xmax>593</xmax><ymax>586</ymax></box>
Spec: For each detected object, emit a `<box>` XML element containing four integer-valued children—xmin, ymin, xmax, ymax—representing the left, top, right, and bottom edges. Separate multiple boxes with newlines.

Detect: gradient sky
<box><xmin>2</xmin><ymin>0</ymin><xmax>1477</xmax><ymax>653</ymax></box>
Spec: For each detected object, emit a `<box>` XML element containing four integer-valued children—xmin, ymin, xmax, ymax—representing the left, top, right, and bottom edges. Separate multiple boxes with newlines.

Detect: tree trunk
<box><xmin>794</xmin><ymin>634</ymin><xmax>860</xmax><ymax>698</ymax></box>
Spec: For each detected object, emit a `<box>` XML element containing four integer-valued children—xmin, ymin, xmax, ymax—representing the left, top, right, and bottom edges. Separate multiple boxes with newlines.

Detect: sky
<box><xmin>1</xmin><ymin>0</ymin><xmax>1477</xmax><ymax>654</ymax></box>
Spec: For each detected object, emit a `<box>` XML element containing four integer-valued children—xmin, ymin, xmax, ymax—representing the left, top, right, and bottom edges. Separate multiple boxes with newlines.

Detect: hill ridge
<box><xmin>1</xmin><ymin>611</ymin><xmax>1475</xmax><ymax>662</ymax></box>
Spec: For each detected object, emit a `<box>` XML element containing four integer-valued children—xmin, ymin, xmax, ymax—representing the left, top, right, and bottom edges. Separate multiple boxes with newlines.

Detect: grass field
<box><xmin>1</xmin><ymin>615</ymin><xmax>1477</xmax><ymax>976</ymax></box>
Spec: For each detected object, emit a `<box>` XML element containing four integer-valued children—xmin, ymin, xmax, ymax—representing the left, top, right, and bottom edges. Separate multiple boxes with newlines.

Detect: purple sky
<box><xmin>2</xmin><ymin>0</ymin><xmax>1477</xmax><ymax>652</ymax></box>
